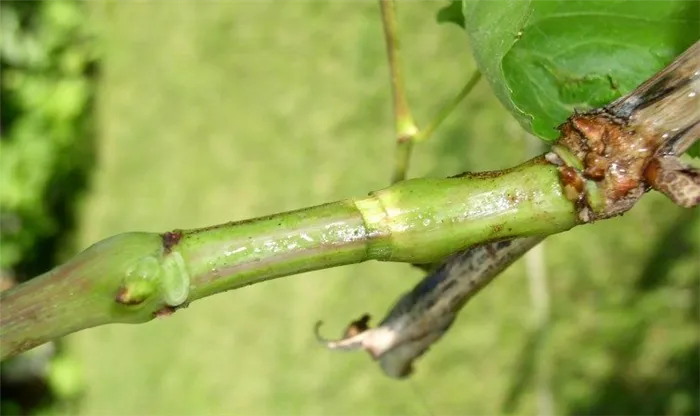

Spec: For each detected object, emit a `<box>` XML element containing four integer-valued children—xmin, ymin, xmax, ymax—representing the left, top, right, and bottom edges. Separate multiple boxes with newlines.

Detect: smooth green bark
<box><xmin>0</xmin><ymin>156</ymin><xmax>577</xmax><ymax>360</ymax></box>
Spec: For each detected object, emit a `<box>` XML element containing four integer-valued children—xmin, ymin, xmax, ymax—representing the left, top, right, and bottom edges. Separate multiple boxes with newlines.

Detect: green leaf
<box><xmin>436</xmin><ymin>1</ymin><xmax>464</xmax><ymax>28</ymax></box>
<box><xmin>688</xmin><ymin>140</ymin><xmax>700</xmax><ymax>158</ymax></box>
<box><xmin>463</xmin><ymin>0</ymin><xmax>700</xmax><ymax>141</ymax></box>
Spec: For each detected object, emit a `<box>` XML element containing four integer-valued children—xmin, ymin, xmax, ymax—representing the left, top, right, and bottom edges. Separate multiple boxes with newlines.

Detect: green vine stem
<box><xmin>1</xmin><ymin>158</ymin><xmax>577</xmax><ymax>360</ymax></box>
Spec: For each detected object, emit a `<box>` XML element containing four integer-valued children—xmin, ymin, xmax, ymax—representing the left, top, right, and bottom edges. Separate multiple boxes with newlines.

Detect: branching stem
<box><xmin>379</xmin><ymin>0</ymin><xmax>418</xmax><ymax>183</ymax></box>
<box><xmin>380</xmin><ymin>0</ymin><xmax>482</xmax><ymax>183</ymax></box>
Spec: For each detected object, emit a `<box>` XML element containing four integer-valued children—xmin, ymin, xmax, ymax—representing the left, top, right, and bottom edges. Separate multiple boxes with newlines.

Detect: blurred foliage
<box><xmin>1</xmin><ymin>1</ymin><xmax>96</xmax><ymax>414</ymax></box>
<box><xmin>0</xmin><ymin>0</ymin><xmax>97</xmax><ymax>275</ymax></box>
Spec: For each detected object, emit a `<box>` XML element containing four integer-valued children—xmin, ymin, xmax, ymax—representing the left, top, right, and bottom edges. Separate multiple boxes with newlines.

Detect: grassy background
<box><xmin>51</xmin><ymin>2</ymin><xmax>699</xmax><ymax>415</ymax></box>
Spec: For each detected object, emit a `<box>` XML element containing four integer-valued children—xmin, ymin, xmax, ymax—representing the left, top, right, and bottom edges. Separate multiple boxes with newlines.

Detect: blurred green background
<box><xmin>1</xmin><ymin>1</ymin><xmax>698</xmax><ymax>415</ymax></box>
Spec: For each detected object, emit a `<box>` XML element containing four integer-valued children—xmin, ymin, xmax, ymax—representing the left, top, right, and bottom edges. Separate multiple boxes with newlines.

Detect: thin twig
<box><xmin>379</xmin><ymin>0</ymin><xmax>418</xmax><ymax>184</ymax></box>
<box><xmin>380</xmin><ymin>0</ymin><xmax>483</xmax><ymax>183</ymax></box>
<box><xmin>414</xmin><ymin>71</ymin><xmax>482</xmax><ymax>143</ymax></box>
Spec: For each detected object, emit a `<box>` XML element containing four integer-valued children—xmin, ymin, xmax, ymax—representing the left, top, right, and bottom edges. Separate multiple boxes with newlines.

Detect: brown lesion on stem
<box><xmin>555</xmin><ymin>110</ymin><xmax>658</xmax><ymax>219</ymax></box>
<box><xmin>645</xmin><ymin>155</ymin><xmax>700</xmax><ymax>208</ymax></box>
<box><xmin>161</xmin><ymin>230</ymin><xmax>183</xmax><ymax>253</ymax></box>
<box><xmin>153</xmin><ymin>305</ymin><xmax>177</xmax><ymax>318</ymax></box>
<box><xmin>153</xmin><ymin>300</ymin><xmax>190</xmax><ymax>319</ymax></box>
<box><xmin>115</xmin><ymin>286</ymin><xmax>146</xmax><ymax>306</ymax></box>
<box><xmin>558</xmin><ymin>165</ymin><xmax>585</xmax><ymax>203</ymax></box>
<box><xmin>551</xmin><ymin>41</ymin><xmax>700</xmax><ymax>220</ymax></box>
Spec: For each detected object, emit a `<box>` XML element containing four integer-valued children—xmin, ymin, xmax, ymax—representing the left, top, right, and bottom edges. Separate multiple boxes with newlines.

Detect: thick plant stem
<box><xmin>182</xmin><ymin>158</ymin><xmax>574</xmax><ymax>281</ymax></box>
<box><xmin>0</xmin><ymin>157</ymin><xmax>578</xmax><ymax>360</ymax></box>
